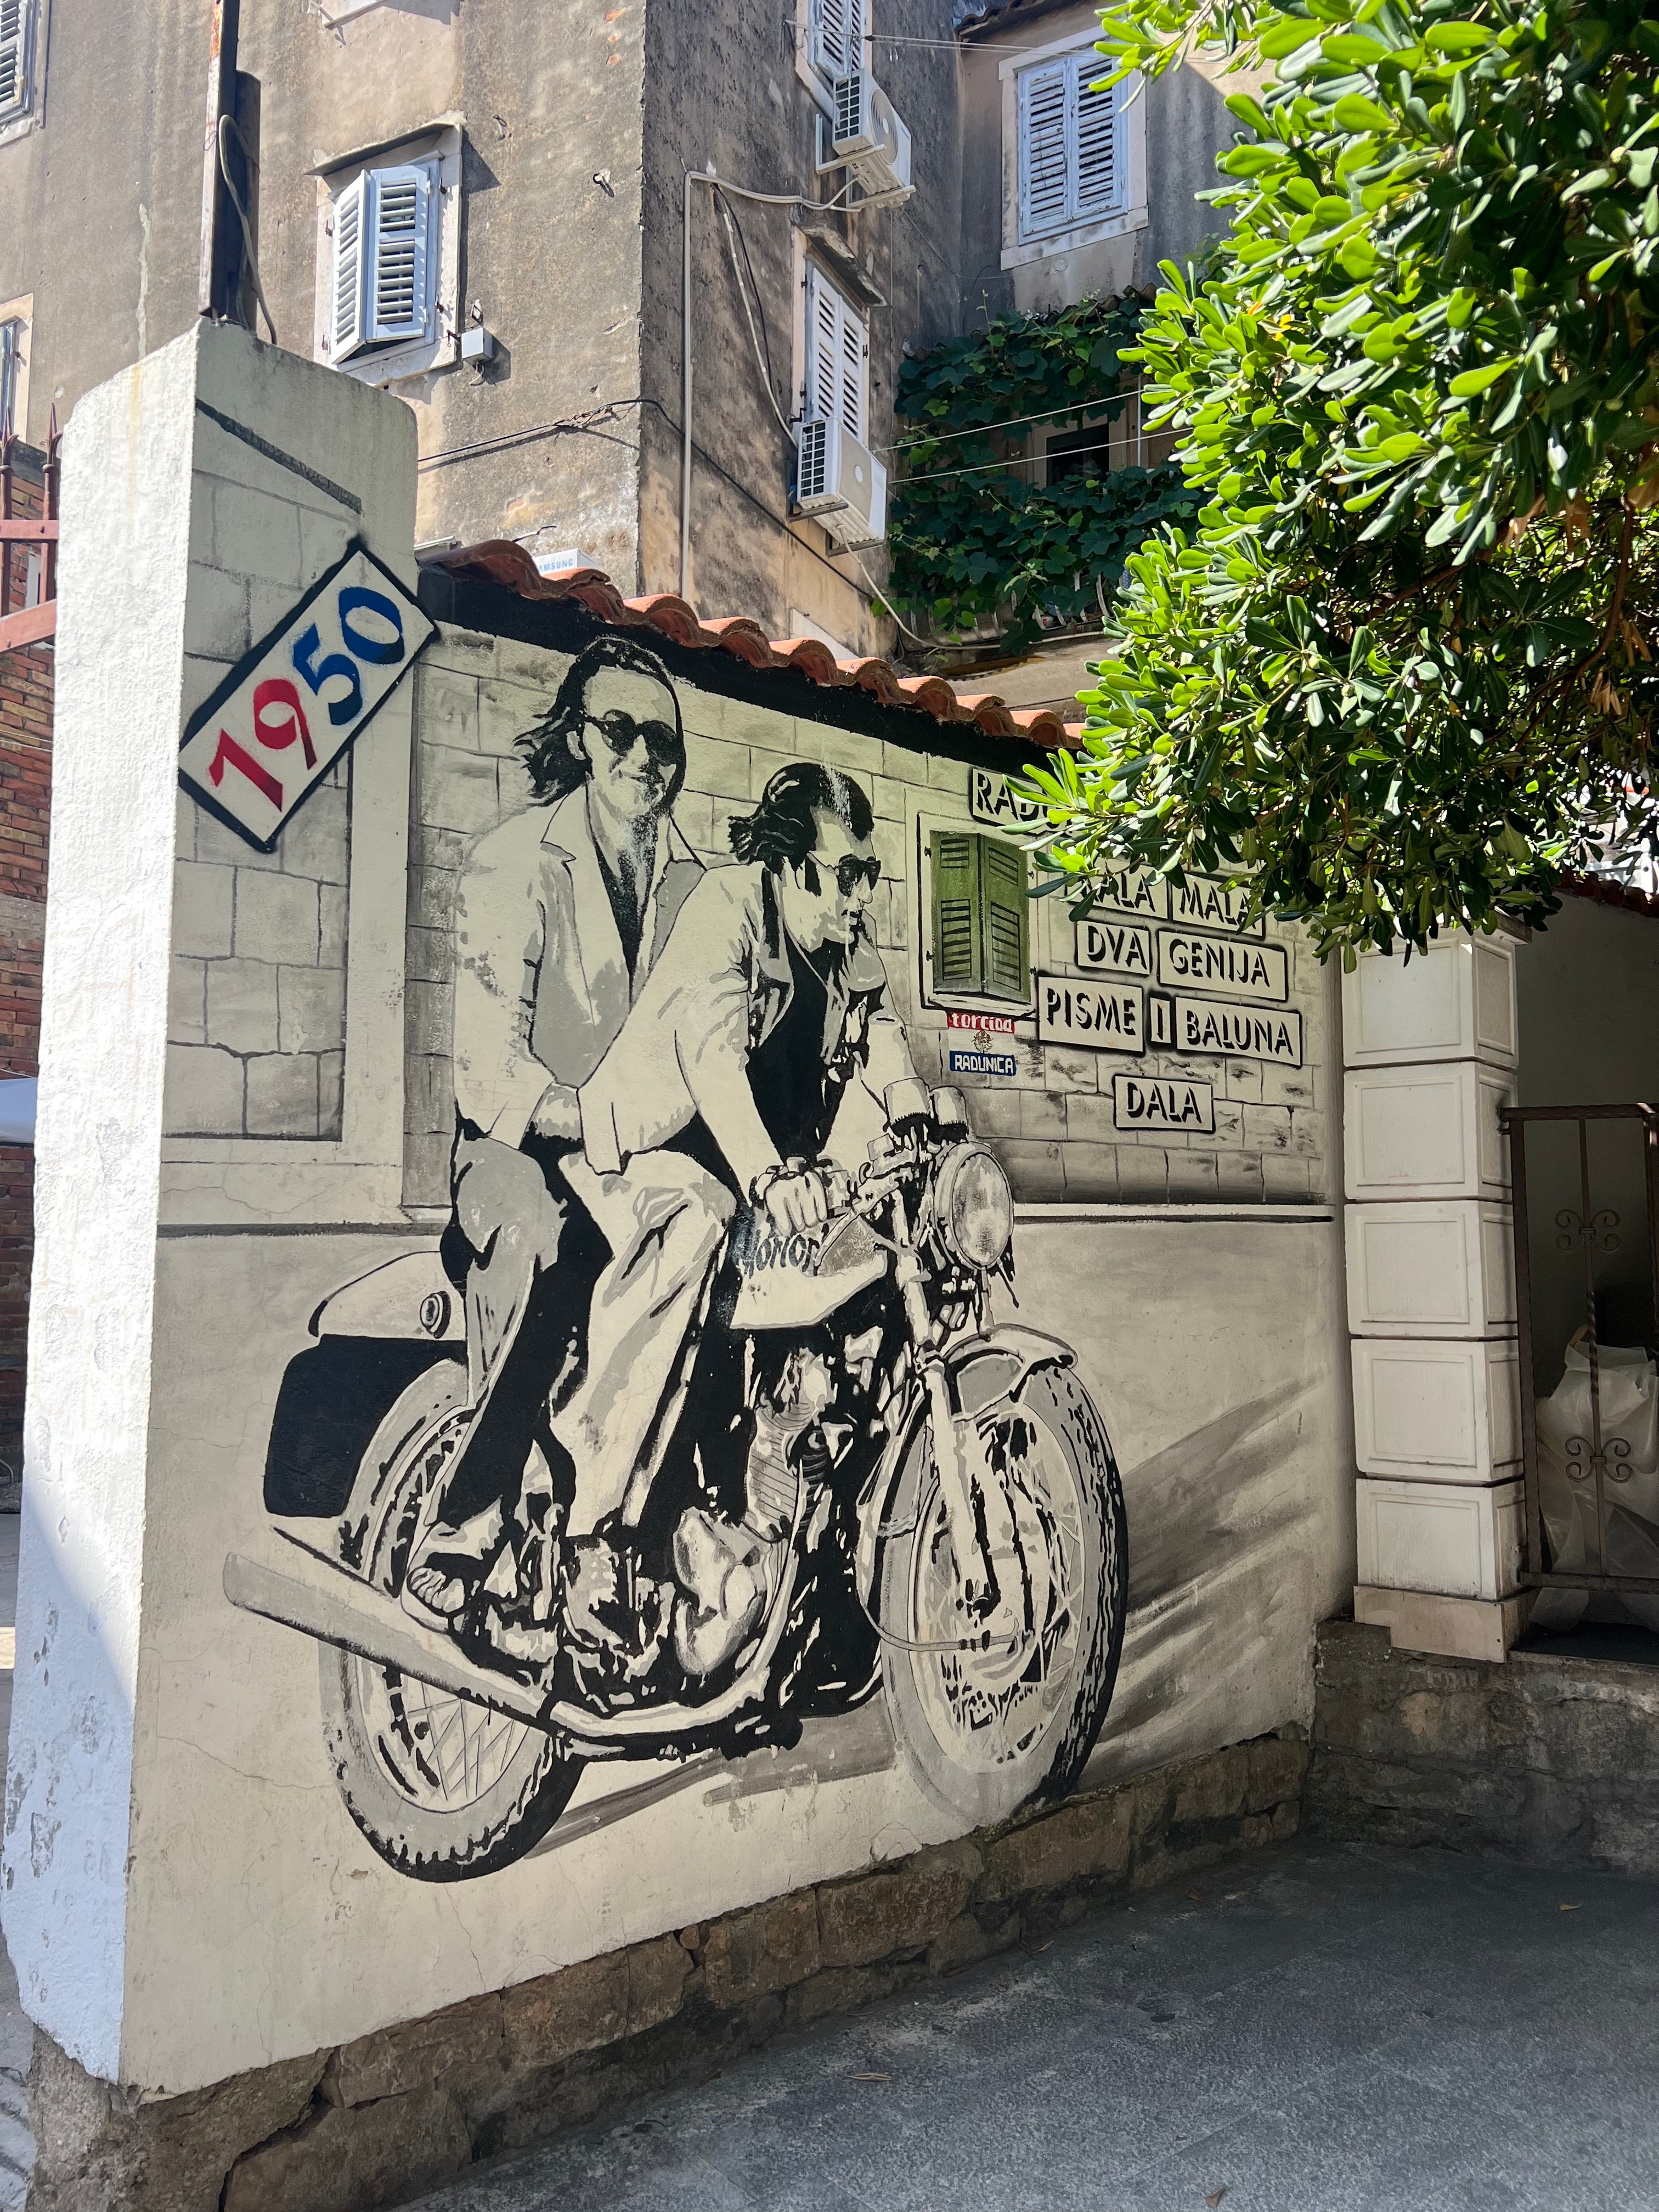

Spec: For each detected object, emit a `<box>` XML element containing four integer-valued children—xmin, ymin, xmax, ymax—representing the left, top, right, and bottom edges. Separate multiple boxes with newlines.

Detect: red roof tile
<box><xmin>1560</xmin><ymin>871</ymin><xmax>1659</xmax><ymax>919</ymax></box>
<box><xmin>424</xmin><ymin>540</ymin><xmax>1082</xmax><ymax>752</ymax></box>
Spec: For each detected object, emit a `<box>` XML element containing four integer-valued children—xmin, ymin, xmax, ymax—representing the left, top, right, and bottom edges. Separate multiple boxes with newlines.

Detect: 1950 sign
<box><xmin>178</xmin><ymin>542</ymin><xmax>435</xmax><ymax>852</ymax></box>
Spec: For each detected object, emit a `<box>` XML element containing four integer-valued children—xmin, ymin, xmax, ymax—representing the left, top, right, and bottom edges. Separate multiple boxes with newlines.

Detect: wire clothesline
<box><xmin>881</xmin><ymin>392</ymin><xmax>1143</xmax><ymax>455</ymax></box>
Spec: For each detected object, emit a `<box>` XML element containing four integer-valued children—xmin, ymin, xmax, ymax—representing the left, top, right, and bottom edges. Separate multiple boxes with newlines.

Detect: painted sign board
<box><xmin>1036</xmin><ymin>974</ymin><xmax>1144</xmax><ymax>1053</ymax></box>
<box><xmin>1092</xmin><ymin>869</ymin><xmax>1264</xmax><ymax>935</ymax></box>
<box><xmin>178</xmin><ymin>543</ymin><xmax>435</xmax><ymax>853</ymax></box>
<box><xmin>968</xmin><ymin>767</ymin><xmax>1045</xmax><ymax>830</ymax></box>
<box><xmin>948</xmin><ymin>1048</ymin><xmax>1018</xmax><ymax>1079</ymax></box>
<box><xmin>1166</xmin><ymin>876</ymin><xmax>1265</xmax><ymax>936</ymax></box>
<box><xmin>1175</xmin><ymin>997</ymin><xmax>1304</xmax><ymax>1065</ymax></box>
<box><xmin>1073</xmin><ymin>916</ymin><xmax>1154</xmax><ymax>979</ymax></box>
<box><xmin>1091</xmin><ymin>867</ymin><xmax>1164</xmax><ymax>921</ymax></box>
<box><xmin>1158</xmin><ymin>931</ymin><xmax>1289</xmax><ymax>1005</ymax></box>
<box><xmin>945</xmin><ymin>1008</ymin><xmax>1018</xmax><ymax>1036</ymax></box>
<box><xmin>1111</xmin><ymin>1073</ymin><xmax>1215</xmax><ymax>1134</ymax></box>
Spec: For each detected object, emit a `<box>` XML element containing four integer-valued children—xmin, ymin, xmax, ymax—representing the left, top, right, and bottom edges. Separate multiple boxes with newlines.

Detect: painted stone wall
<box><xmin>8</xmin><ymin>325</ymin><xmax>1352</xmax><ymax>2115</ymax></box>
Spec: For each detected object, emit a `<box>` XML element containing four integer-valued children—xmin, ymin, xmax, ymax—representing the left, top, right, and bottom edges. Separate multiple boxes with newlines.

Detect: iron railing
<box><xmin>1503</xmin><ymin>1102</ymin><xmax>1659</xmax><ymax>1595</ymax></box>
<box><xmin>0</xmin><ymin>419</ymin><xmax>61</xmax><ymax>657</ymax></box>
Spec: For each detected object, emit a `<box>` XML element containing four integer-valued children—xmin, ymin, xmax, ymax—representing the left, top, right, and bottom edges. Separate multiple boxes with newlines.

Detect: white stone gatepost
<box><xmin>2</xmin><ymin>318</ymin><xmax>416</xmax><ymax>2084</ymax></box>
<box><xmin>1341</xmin><ymin>933</ymin><xmax>1530</xmax><ymax>1660</ymax></box>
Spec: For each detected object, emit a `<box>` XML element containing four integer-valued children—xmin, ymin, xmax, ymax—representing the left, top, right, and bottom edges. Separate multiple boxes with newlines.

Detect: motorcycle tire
<box><xmin>319</xmin><ymin>1358</ymin><xmax>585</xmax><ymax>1881</ymax></box>
<box><xmin>878</xmin><ymin>1359</ymin><xmax>1127</xmax><ymax>1832</ymax></box>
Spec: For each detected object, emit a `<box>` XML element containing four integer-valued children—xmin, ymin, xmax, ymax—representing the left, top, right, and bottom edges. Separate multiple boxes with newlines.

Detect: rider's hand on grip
<box><xmin>763</xmin><ymin>1169</ymin><xmax>829</xmax><ymax>1237</ymax></box>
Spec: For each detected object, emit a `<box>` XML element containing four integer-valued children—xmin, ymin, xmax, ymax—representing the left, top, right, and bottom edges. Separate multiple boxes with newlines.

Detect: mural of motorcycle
<box><xmin>224</xmin><ymin>1080</ymin><xmax>1128</xmax><ymax>1880</ymax></box>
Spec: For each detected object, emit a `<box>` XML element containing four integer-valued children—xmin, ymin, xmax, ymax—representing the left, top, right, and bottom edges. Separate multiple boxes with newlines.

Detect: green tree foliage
<box><xmin>1023</xmin><ymin>0</ymin><xmax>1659</xmax><ymax>957</ymax></box>
<box><xmin>888</xmin><ymin>295</ymin><xmax>1199</xmax><ymax>655</ymax></box>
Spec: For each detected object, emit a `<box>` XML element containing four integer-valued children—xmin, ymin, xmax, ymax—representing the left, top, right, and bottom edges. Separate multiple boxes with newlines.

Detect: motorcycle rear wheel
<box><xmin>319</xmin><ymin>1358</ymin><xmax>585</xmax><ymax>1881</ymax></box>
<box><xmin>878</xmin><ymin>1361</ymin><xmax>1126</xmax><ymax>1831</ymax></box>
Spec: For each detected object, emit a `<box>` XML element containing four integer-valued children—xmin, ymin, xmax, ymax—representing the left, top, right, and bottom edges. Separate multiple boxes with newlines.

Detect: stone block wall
<box><xmin>24</xmin><ymin>1726</ymin><xmax>1307</xmax><ymax>2212</ymax></box>
<box><xmin>162</xmin><ymin>463</ymin><xmax>357</xmax><ymax>1143</ymax></box>
<box><xmin>1306</xmin><ymin>1618</ymin><xmax>1659</xmax><ymax>1874</ymax></box>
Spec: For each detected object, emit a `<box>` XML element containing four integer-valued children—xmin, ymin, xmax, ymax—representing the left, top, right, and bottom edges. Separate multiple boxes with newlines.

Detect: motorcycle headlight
<box><xmin>934</xmin><ymin>1143</ymin><xmax>1014</xmax><ymax>1272</ymax></box>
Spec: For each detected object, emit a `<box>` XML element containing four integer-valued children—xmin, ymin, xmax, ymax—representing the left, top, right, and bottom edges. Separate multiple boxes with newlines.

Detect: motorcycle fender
<box><xmin>309</xmin><ymin>1249</ymin><xmax>464</xmax><ymax>1342</ymax></box>
<box><xmin>853</xmin><ymin>1326</ymin><xmax>1076</xmax><ymax>1605</ymax></box>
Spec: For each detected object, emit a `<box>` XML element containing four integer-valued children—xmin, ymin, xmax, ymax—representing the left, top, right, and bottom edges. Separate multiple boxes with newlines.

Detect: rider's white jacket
<box><xmin>450</xmin><ymin>786</ymin><xmax>704</xmax><ymax>1147</ymax></box>
<box><xmin>578</xmin><ymin>862</ymin><xmax>914</xmax><ymax>1194</ymax></box>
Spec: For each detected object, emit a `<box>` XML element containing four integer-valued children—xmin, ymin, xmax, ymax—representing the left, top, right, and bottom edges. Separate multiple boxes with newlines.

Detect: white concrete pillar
<box><xmin>1341</xmin><ymin>934</ymin><xmax>1527</xmax><ymax>1660</ymax></box>
<box><xmin>1</xmin><ymin>321</ymin><xmax>415</xmax><ymax>2083</ymax></box>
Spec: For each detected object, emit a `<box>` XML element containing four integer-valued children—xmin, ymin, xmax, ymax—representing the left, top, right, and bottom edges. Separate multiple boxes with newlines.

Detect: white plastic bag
<box><xmin>1533</xmin><ymin>1341</ymin><xmax>1659</xmax><ymax>1632</ymax></box>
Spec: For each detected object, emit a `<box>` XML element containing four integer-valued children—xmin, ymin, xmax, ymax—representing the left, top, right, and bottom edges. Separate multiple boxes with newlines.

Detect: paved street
<box><xmin>407</xmin><ymin>1834</ymin><xmax>1659</xmax><ymax>2212</ymax></box>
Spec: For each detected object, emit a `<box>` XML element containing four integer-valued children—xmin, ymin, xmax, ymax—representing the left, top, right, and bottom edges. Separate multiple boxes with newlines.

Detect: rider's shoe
<box><xmin>402</xmin><ymin>1502</ymin><xmax>506</xmax><ymax>1629</ymax></box>
<box><xmin>670</xmin><ymin>1509</ymin><xmax>782</xmax><ymax>1677</ymax></box>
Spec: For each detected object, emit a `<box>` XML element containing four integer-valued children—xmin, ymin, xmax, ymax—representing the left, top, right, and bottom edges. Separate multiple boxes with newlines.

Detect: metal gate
<box><xmin>1503</xmin><ymin>1103</ymin><xmax>1659</xmax><ymax>1597</ymax></box>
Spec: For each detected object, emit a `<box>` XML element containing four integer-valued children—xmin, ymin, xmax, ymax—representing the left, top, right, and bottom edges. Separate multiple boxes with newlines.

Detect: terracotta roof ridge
<box><xmin>424</xmin><ymin>541</ymin><xmax>1077</xmax><ymax>750</ymax></box>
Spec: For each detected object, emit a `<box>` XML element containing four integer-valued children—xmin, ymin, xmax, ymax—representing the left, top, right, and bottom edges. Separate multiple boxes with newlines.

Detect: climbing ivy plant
<box><xmin>887</xmin><ymin>294</ymin><xmax>1201</xmax><ymax>655</ymax></box>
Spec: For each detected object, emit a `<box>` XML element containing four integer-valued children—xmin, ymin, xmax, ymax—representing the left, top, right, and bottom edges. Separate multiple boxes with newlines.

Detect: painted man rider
<box><xmin>403</xmin><ymin>634</ymin><xmax>703</xmax><ymax>1624</ymax></box>
<box><xmin>561</xmin><ymin>761</ymin><xmax>919</xmax><ymax>1680</ymax></box>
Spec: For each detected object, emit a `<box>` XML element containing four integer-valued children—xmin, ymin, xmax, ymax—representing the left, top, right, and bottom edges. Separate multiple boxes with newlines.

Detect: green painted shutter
<box><xmin>931</xmin><ymin>831</ymin><xmax>982</xmax><ymax>994</ymax></box>
<box><xmin>980</xmin><ymin>834</ymin><xmax>1030</xmax><ymax>1001</ymax></box>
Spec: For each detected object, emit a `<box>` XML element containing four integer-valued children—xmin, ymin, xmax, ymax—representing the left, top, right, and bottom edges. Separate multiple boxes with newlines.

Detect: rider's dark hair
<box><xmin>729</xmin><ymin>763</ymin><xmax>874</xmax><ymax>871</ymax></box>
<box><xmin>516</xmin><ymin>634</ymin><xmax>684</xmax><ymax>804</ymax></box>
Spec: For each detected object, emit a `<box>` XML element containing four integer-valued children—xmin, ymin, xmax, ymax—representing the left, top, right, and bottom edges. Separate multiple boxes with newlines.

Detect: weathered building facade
<box><xmin>0</xmin><ymin>0</ymin><xmax>1238</xmax><ymax>656</ymax></box>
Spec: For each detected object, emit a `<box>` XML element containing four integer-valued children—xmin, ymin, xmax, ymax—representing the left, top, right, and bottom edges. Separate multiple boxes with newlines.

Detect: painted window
<box><xmin>1015</xmin><ymin>50</ymin><xmax>1125</xmax><ymax>243</ymax></box>
<box><xmin>803</xmin><ymin>262</ymin><xmax>868</xmax><ymax>444</ymax></box>
<box><xmin>0</xmin><ymin>317</ymin><xmax>22</xmax><ymax>439</ymax></box>
<box><xmin>0</xmin><ymin>0</ymin><xmax>38</xmax><ymax>126</ymax></box>
<box><xmin>930</xmin><ymin>831</ymin><xmax>1030</xmax><ymax>1002</ymax></box>
<box><xmin>806</xmin><ymin>0</ymin><xmax>866</xmax><ymax>83</ymax></box>
<box><xmin>328</xmin><ymin>161</ymin><xmax>439</xmax><ymax>365</ymax></box>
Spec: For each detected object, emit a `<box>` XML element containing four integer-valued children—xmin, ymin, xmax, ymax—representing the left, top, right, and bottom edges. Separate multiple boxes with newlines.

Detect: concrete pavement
<box><xmin>403</xmin><ymin>1834</ymin><xmax>1659</xmax><ymax>2212</ymax></box>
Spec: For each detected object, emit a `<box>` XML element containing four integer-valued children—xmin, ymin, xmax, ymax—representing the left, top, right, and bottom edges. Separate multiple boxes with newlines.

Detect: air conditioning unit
<box><xmin>795</xmin><ymin>417</ymin><xmax>888</xmax><ymax>551</ymax></box>
<box><xmin>829</xmin><ymin>70</ymin><xmax>913</xmax><ymax>201</ymax></box>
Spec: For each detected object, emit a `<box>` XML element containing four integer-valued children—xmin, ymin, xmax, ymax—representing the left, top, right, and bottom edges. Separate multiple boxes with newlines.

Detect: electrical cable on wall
<box><xmin>217</xmin><ymin>115</ymin><xmax>279</xmax><ymax>347</ymax></box>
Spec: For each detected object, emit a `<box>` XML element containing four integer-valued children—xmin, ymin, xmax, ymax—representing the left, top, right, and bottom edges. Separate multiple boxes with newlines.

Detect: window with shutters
<box><xmin>0</xmin><ymin>0</ymin><xmax>42</xmax><ymax>138</ymax></box>
<box><xmin>315</xmin><ymin>126</ymin><xmax>460</xmax><ymax>387</ymax></box>
<box><xmin>1015</xmin><ymin>50</ymin><xmax>1125</xmax><ymax>244</ymax></box>
<box><xmin>929</xmin><ymin>831</ymin><xmax>1031</xmax><ymax>1005</ymax></box>
<box><xmin>0</xmin><ymin>318</ymin><xmax>22</xmax><ymax>440</ymax></box>
<box><xmin>802</xmin><ymin>261</ymin><xmax>868</xmax><ymax>445</ymax></box>
<box><xmin>803</xmin><ymin>0</ymin><xmax>866</xmax><ymax>91</ymax></box>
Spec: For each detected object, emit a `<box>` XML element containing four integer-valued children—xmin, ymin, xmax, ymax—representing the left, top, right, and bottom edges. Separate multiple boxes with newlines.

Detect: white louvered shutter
<box><xmin>0</xmin><ymin>0</ymin><xmax>31</xmax><ymax>120</ymax></box>
<box><xmin>365</xmin><ymin>162</ymin><xmax>435</xmax><ymax>345</ymax></box>
<box><xmin>330</xmin><ymin>171</ymin><xmax>368</xmax><ymax>362</ymax></box>
<box><xmin>1018</xmin><ymin>53</ymin><xmax>1125</xmax><ymax>240</ymax></box>
<box><xmin>804</xmin><ymin>263</ymin><xmax>866</xmax><ymax>443</ymax></box>
<box><xmin>810</xmin><ymin>0</ymin><xmax>865</xmax><ymax>80</ymax></box>
<box><xmin>1017</xmin><ymin>62</ymin><xmax>1069</xmax><ymax>240</ymax></box>
<box><xmin>1073</xmin><ymin>67</ymin><xmax>1119</xmax><ymax>219</ymax></box>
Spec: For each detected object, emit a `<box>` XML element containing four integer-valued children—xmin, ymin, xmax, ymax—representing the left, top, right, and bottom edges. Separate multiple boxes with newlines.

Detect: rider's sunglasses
<box><xmin>833</xmin><ymin>854</ymin><xmax>882</xmax><ymax>897</ymax></box>
<box><xmin>589</xmin><ymin>709</ymin><xmax>682</xmax><ymax>763</ymax></box>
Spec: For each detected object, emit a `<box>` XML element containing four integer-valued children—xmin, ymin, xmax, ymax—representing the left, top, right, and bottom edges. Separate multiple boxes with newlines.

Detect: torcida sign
<box><xmin>178</xmin><ymin>542</ymin><xmax>434</xmax><ymax>853</ymax></box>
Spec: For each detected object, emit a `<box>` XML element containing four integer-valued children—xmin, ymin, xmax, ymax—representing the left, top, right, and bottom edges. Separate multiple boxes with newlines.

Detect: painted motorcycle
<box><xmin>225</xmin><ymin>1080</ymin><xmax>1128</xmax><ymax>1880</ymax></box>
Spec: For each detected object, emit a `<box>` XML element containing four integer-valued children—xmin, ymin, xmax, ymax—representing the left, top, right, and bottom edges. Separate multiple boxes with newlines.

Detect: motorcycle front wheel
<box><xmin>878</xmin><ymin>1361</ymin><xmax>1127</xmax><ymax>1831</ymax></box>
<box><xmin>319</xmin><ymin>1357</ymin><xmax>585</xmax><ymax>1881</ymax></box>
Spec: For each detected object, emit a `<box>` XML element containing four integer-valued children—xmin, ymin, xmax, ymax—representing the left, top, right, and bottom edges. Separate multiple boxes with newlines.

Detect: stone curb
<box><xmin>25</xmin><ymin>1727</ymin><xmax>1308</xmax><ymax>2212</ymax></box>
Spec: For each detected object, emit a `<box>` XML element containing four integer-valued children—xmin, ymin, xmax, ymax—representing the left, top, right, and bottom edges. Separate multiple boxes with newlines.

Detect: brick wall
<box><xmin>0</xmin><ymin>448</ymin><xmax>52</xmax><ymax>1488</ymax></box>
<box><xmin>163</xmin><ymin>464</ymin><xmax>355</xmax><ymax>1141</ymax></box>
